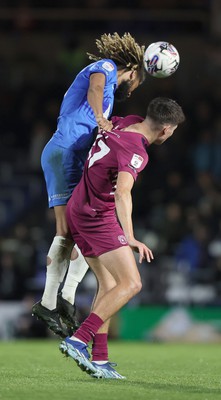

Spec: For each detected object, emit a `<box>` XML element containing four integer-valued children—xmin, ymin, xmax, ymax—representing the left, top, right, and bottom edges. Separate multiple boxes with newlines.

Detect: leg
<box><xmin>88</xmin><ymin>246</ymin><xmax>142</xmax><ymax>322</ymax></box>
<box><xmin>88</xmin><ymin>259</ymin><xmax>117</xmax><ymax>363</ymax></box>
<box><xmin>88</xmin><ymin>262</ymin><xmax>124</xmax><ymax>378</ymax></box>
<box><xmin>57</xmin><ymin>244</ymin><xmax>89</xmax><ymax>331</ymax></box>
<box><xmin>54</xmin><ymin>205</ymin><xmax>70</xmax><ymax>237</ymax></box>
<box><xmin>61</xmin><ymin>244</ymin><xmax>89</xmax><ymax>306</ymax></box>
<box><xmin>66</xmin><ymin>245</ymin><xmax>141</xmax><ymax>344</ymax></box>
<box><xmin>60</xmin><ymin>246</ymin><xmax>140</xmax><ymax>378</ymax></box>
<box><xmin>51</xmin><ymin>206</ymin><xmax>89</xmax><ymax>310</ymax></box>
<box><xmin>41</xmin><ymin>205</ymin><xmax>72</xmax><ymax>310</ymax></box>
<box><xmin>32</xmin><ymin>206</ymin><xmax>89</xmax><ymax>336</ymax></box>
<box><xmin>33</xmin><ymin>143</ymin><xmax>89</xmax><ymax>336</ymax></box>
<box><xmin>32</xmin><ymin>206</ymin><xmax>73</xmax><ymax>337</ymax></box>
<box><xmin>54</xmin><ymin>205</ymin><xmax>89</xmax><ymax>314</ymax></box>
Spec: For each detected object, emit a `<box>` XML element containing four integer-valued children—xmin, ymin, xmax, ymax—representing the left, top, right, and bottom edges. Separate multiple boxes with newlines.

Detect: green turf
<box><xmin>0</xmin><ymin>340</ymin><xmax>220</xmax><ymax>400</ymax></box>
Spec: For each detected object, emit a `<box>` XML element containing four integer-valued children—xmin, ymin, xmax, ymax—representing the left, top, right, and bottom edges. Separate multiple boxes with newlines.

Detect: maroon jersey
<box><xmin>69</xmin><ymin>115</ymin><xmax>149</xmax><ymax>218</ymax></box>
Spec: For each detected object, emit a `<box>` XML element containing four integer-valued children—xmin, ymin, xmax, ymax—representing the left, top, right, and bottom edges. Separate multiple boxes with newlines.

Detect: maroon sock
<box><xmin>74</xmin><ymin>312</ymin><xmax>104</xmax><ymax>344</ymax></box>
<box><xmin>92</xmin><ymin>333</ymin><xmax>108</xmax><ymax>362</ymax></box>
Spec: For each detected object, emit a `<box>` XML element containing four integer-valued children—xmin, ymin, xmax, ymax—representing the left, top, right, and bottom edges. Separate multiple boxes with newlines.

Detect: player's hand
<box><xmin>96</xmin><ymin>115</ymin><xmax>113</xmax><ymax>131</ymax></box>
<box><xmin>127</xmin><ymin>238</ymin><xmax>154</xmax><ymax>264</ymax></box>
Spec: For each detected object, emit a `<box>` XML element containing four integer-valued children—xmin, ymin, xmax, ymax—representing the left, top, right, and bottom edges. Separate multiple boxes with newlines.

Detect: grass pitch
<box><xmin>0</xmin><ymin>340</ymin><xmax>220</xmax><ymax>400</ymax></box>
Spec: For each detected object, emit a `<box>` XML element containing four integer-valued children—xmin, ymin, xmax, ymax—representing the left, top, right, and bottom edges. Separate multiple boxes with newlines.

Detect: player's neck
<box><xmin>130</xmin><ymin>120</ymin><xmax>158</xmax><ymax>144</ymax></box>
<box><xmin>122</xmin><ymin>120</ymin><xmax>160</xmax><ymax>144</ymax></box>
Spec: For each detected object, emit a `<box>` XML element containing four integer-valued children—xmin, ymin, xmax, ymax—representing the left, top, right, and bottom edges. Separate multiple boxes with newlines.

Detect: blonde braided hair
<box><xmin>87</xmin><ymin>32</ymin><xmax>146</xmax><ymax>83</ymax></box>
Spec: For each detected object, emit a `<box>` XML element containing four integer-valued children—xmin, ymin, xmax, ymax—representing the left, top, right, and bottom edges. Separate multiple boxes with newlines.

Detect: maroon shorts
<box><xmin>66</xmin><ymin>204</ymin><xmax>128</xmax><ymax>257</ymax></box>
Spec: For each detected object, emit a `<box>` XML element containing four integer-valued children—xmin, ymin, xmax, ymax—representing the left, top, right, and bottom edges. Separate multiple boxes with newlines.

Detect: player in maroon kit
<box><xmin>59</xmin><ymin>97</ymin><xmax>185</xmax><ymax>379</ymax></box>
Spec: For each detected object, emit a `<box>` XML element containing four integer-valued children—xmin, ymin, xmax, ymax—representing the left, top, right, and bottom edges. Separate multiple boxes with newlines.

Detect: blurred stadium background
<box><xmin>1</xmin><ymin>0</ymin><xmax>221</xmax><ymax>342</ymax></box>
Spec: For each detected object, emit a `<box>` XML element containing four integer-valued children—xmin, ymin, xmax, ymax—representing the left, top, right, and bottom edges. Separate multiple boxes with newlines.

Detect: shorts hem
<box><xmin>84</xmin><ymin>243</ymin><xmax>129</xmax><ymax>258</ymax></box>
<box><xmin>49</xmin><ymin>200</ymin><xmax>69</xmax><ymax>208</ymax></box>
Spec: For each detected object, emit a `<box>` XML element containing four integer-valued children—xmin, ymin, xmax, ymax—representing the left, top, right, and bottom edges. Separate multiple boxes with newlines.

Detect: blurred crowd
<box><xmin>1</xmin><ymin>1</ymin><xmax>221</xmax><ymax>338</ymax></box>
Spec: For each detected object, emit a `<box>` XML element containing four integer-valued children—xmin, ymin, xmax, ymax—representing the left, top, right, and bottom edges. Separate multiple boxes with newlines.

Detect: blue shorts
<box><xmin>41</xmin><ymin>139</ymin><xmax>88</xmax><ymax>208</ymax></box>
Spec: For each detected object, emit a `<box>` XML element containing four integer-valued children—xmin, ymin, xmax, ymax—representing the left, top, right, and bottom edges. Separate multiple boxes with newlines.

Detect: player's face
<box><xmin>115</xmin><ymin>73</ymin><xmax>140</xmax><ymax>102</ymax></box>
<box><xmin>128</xmin><ymin>76</ymin><xmax>140</xmax><ymax>95</ymax></box>
<box><xmin>115</xmin><ymin>80</ymin><xmax>132</xmax><ymax>102</ymax></box>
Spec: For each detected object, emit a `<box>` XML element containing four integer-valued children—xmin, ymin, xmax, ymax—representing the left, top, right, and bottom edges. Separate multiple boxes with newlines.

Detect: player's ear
<box><xmin>156</xmin><ymin>127</ymin><xmax>168</xmax><ymax>141</ymax></box>
<box><xmin>162</xmin><ymin>126</ymin><xmax>171</xmax><ymax>136</ymax></box>
<box><xmin>158</xmin><ymin>128</ymin><xmax>166</xmax><ymax>138</ymax></box>
<box><xmin>129</xmin><ymin>70</ymin><xmax>136</xmax><ymax>80</ymax></box>
<box><xmin>161</xmin><ymin>125</ymin><xmax>176</xmax><ymax>140</ymax></box>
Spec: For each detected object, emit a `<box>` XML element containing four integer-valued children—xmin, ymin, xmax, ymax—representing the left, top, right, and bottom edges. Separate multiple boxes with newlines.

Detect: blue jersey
<box><xmin>52</xmin><ymin>59</ymin><xmax>117</xmax><ymax>150</ymax></box>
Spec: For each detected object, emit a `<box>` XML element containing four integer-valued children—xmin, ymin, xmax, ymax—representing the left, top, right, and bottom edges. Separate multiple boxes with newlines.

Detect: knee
<box><xmin>70</xmin><ymin>246</ymin><xmax>79</xmax><ymax>261</ymax></box>
<box><xmin>126</xmin><ymin>278</ymin><xmax>142</xmax><ymax>298</ymax></box>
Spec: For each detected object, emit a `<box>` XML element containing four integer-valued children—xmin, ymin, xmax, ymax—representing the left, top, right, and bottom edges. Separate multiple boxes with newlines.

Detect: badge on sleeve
<box><xmin>102</xmin><ymin>61</ymin><xmax>114</xmax><ymax>71</ymax></box>
<box><xmin>130</xmin><ymin>154</ymin><xmax>144</xmax><ymax>168</ymax></box>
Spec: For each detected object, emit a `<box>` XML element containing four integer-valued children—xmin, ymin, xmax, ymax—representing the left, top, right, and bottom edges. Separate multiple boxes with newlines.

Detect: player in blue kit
<box><xmin>32</xmin><ymin>32</ymin><xmax>146</xmax><ymax>337</ymax></box>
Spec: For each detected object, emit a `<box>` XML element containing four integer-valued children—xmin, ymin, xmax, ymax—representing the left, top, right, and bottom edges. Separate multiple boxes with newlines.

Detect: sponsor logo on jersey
<box><xmin>118</xmin><ymin>235</ymin><xmax>128</xmax><ymax>245</ymax></box>
<box><xmin>102</xmin><ymin>61</ymin><xmax>114</xmax><ymax>72</ymax></box>
<box><xmin>130</xmin><ymin>154</ymin><xmax>144</xmax><ymax>168</ymax></box>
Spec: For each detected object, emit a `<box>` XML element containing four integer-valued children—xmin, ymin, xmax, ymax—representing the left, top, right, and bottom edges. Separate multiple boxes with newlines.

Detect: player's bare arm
<box><xmin>115</xmin><ymin>171</ymin><xmax>153</xmax><ymax>263</ymax></box>
<box><xmin>87</xmin><ymin>73</ymin><xmax>113</xmax><ymax>131</ymax></box>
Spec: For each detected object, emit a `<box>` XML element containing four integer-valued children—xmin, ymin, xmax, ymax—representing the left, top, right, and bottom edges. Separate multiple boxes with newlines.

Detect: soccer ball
<box><xmin>144</xmin><ymin>41</ymin><xmax>180</xmax><ymax>78</ymax></box>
